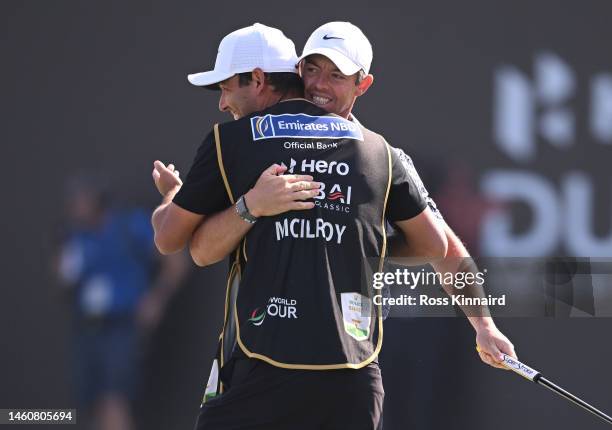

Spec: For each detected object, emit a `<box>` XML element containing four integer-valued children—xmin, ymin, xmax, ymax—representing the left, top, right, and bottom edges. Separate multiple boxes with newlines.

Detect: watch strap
<box><xmin>236</xmin><ymin>195</ymin><xmax>258</xmax><ymax>224</ymax></box>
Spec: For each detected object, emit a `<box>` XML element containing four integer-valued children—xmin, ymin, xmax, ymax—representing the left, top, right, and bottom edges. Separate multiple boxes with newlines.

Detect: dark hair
<box><xmin>355</xmin><ymin>70</ymin><xmax>366</xmax><ymax>85</ymax></box>
<box><xmin>237</xmin><ymin>71</ymin><xmax>304</xmax><ymax>95</ymax></box>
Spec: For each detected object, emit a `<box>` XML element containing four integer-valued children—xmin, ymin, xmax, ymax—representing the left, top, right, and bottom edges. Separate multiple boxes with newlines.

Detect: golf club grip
<box><xmin>500</xmin><ymin>354</ymin><xmax>541</xmax><ymax>382</ymax></box>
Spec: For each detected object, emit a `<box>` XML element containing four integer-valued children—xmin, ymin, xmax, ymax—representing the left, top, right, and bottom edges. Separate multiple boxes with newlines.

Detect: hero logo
<box><xmin>282</xmin><ymin>158</ymin><xmax>349</xmax><ymax>176</ymax></box>
<box><xmin>248</xmin><ymin>297</ymin><xmax>298</xmax><ymax>327</ymax></box>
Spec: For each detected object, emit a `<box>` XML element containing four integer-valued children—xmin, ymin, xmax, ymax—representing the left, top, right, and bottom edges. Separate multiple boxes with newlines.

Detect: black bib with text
<box><xmin>216</xmin><ymin>100</ymin><xmax>391</xmax><ymax>369</ymax></box>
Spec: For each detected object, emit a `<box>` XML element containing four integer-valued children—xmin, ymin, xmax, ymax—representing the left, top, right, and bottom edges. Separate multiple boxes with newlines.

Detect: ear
<box><xmin>356</xmin><ymin>74</ymin><xmax>374</xmax><ymax>97</ymax></box>
<box><xmin>251</xmin><ymin>68</ymin><xmax>266</xmax><ymax>93</ymax></box>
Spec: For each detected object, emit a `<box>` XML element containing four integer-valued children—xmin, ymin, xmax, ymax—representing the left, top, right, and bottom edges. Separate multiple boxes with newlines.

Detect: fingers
<box><xmin>486</xmin><ymin>342</ymin><xmax>503</xmax><ymax>363</ymax></box>
<box><xmin>154</xmin><ymin>160</ymin><xmax>179</xmax><ymax>175</ymax></box>
<box><xmin>477</xmin><ymin>346</ymin><xmax>503</xmax><ymax>368</ymax></box>
<box><xmin>477</xmin><ymin>343</ymin><xmax>511</xmax><ymax>370</ymax></box>
<box><xmin>263</xmin><ymin>163</ymin><xmax>287</xmax><ymax>176</ymax></box>
<box><xmin>507</xmin><ymin>346</ymin><xmax>517</xmax><ymax>359</ymax></box>
<box><xmin>292</xmin><ymin>189</ymin><xmax>320</xmax><ymax>201</ymax></box>
<box><xmin>498</xmin><ymin>343</ymin><xmax>516</xmax><ymax>360</ymax></box>
<box><xmin>478</xmin><ymin>351</ymin><xmax>507</xmax><ymax>369</ymax></box>
<box><xmin>486</xmin><ymin>332</ymin><xmax>516</xmax><ymax>362</ymax></box>
<box><xmin>153</xmin><ymin>160</ymin><xmax>183</xmax><ymax>192</ymax></box>
<box><xmin>288</xmin><ymin>180</ymin><xmax>320</xmax><ymax>192</ymax></box>
<box><xmin>250</xmin><ymin>166</ymin><xmax>325</xmax><ymax>215</ymax></box>
<box><xmin>172</xmin><ymin>169</ymin><xmax>182</xmax><ymax>184</ymax></box>
<box><xmin>478</xmin><ymin>350</ymin><xmax>495</xmax><ymax>367</ymax></box>
<box><xmin>284</xmin><ymin>174</ymin><xmax>315</xmax><ymax>183</ymax></box>
<box><xmin>287</xmin><ymin>201</ymin><xmax>316</xmax><ymax>210</ymax></box>
<box><xmin>497</xmin><ymin>336</ymin><xmax>517</xmax><ymax>359</ymax></box>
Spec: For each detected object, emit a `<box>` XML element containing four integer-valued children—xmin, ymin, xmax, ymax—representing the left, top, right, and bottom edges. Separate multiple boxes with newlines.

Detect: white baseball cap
<box><xmin>188</xmin><ymin>23</ymin><xmax>299</xmax><ymax>87</ymax></box>
<box><xmin>298</xmin><ymin>22</ymin><xmax>373</xmax><ymax>76</ymax></box>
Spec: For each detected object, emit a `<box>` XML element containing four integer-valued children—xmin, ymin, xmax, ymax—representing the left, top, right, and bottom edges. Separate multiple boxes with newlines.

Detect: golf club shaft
<box><xmin>500</xmin><ymin>354</ymin><xmax>612</xmax><ymax>426</ymax></box>
<box><xmin>537</xmin><ymin>376</ymin><xmax>612</xmax><ymax>425</ymax></box>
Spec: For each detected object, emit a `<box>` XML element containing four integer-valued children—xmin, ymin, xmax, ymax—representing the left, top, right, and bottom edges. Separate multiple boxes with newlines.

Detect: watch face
<box><xmin>239</xmin><ymin>196</ymin><xmax>247</xmax><ymax>215</ymax></box>
<box><xmin>237</xmin><ymin>196</ymin><xmax>256</xmax><ymax>223</ymax></box>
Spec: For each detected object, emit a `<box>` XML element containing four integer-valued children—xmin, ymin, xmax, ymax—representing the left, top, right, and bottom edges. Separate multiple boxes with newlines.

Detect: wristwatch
<box><xmin>236</xmin><ymin>195</ymin><xmax>258</xmax><ymax>224</ymax></box>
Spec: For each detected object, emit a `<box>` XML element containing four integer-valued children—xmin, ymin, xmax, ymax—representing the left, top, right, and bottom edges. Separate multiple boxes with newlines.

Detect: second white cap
<box><xmin>299</xmin><ymin>22</ymin><xmax>373</xmax><ymax>76</ymax></box>
<box><xmin>188</xmin><ymin>23</ymin><xmax>298</xmax><ymax>87</ymax></box>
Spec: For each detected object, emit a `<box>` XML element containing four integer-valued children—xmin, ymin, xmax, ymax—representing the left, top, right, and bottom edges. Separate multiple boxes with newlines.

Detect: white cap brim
<box><xmin>298</xmin><ymin>47</ymin><xmax>362</xmax><ymax>76</ymax></box>
<box><xmin>187</xmin><ymin>69</ymin><xmax>236</xmax><ymax>87</ymax></box>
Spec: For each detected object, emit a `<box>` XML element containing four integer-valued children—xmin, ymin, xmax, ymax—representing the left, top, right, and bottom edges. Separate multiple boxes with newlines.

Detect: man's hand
<box><xmin>151</xmin><ymin>160</ymin><xmax>202</xmax><ymax>255</ymax></box>
<box><xmin>475</xmin><ymin>322</ymin><xmax>517</xmax><ymax>369</ymax></box>
<box><xmin>245</xmin><ymin>163</ymin><xmax>321</xmax><ymax>217</ymax></box>
<box><xmin>152</xmin><ymin>160</ymin><xmax>182</xmax><ymax>197</ymax></box>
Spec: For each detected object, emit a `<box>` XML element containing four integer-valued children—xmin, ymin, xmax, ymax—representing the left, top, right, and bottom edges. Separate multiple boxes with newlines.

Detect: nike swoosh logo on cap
<box><xmin>323</xmin><ymin>34</ymin><xmax>344</xmax><ymax>40</ymax></box>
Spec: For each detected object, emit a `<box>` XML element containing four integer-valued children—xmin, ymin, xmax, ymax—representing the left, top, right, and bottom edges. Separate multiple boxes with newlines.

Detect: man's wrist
<box><xmin>244</xmin><ymin>190</ymin><xmax>262</xmax><ymax>218</ymax></box>
<box><xmin>469</xmin><ymin>316</ymin><xmax>496</xmax><ymax>332</ymax></box>
<box><xmin>161</xmin><ymin>185</ymin><xmax>181</xmax><ymax>204</ymax></box>
<box><xmin>236</xmin><ymin>194</ymin><xmax>259</xmax><ymax>223</ymax></box>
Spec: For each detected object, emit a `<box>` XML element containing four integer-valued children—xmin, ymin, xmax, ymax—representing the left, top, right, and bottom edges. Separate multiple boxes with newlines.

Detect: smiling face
<box><xmin>300</xmin><ymin>54</ymin><xmax>372</xmax><ymax>119</ymax></box>
<box><xmin>217</xmin><ymin>75</ymin><xmax>259</xmax><ymax>120</ymax></box>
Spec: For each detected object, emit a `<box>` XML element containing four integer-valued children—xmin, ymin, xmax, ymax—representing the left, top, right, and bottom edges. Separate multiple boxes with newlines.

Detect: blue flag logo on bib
<box><xmin>250</xmin><ymin>114</ymin><xmax>363</xmax><ymax>141</ymax></box>
<box><xmin>253</xmin><ymin>115</ymin><xmax>275</xmax><ymax>139</ymax></box>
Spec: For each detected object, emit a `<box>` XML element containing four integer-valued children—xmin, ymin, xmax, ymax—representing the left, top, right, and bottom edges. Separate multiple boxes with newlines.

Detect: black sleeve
<box><xmin>385</xmin><ymin>146</ymin><xmax>428</xmax><ymax>222</ymax></box>
<box><xmin>173</xmin><ymin>131</ymin><xmax>232</xmax><ymax>215</ymax></box>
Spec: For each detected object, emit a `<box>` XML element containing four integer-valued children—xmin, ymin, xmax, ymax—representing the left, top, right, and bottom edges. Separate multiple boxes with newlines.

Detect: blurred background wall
<box><xmin>1</xmin><ymin>1</ymin><xmax>611</xmax><ymax>429</ymax></box>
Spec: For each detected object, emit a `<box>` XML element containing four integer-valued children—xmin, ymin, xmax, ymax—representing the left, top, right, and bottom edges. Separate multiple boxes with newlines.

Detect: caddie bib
<box><xmin>215</xmin><ymin>99</ymin><xmax>391</xmax><ymax>370</ymax></box>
